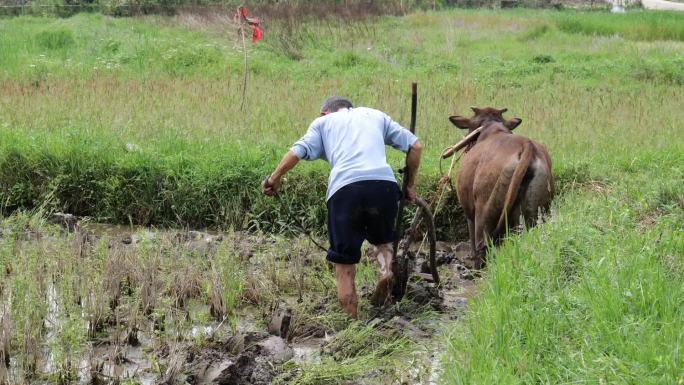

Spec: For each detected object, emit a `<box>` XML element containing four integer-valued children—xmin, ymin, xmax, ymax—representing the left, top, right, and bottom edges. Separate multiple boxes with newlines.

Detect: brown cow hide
<box><xmin>449</xmin><ymin>107</ymin><xmax>554</xmax><ymax>269</ymax></box>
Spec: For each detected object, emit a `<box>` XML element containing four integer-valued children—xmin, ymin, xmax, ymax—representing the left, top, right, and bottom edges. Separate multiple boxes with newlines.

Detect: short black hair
<box><xmin>320</xmin><ymin>96</ymin><xmax>353</xmax><ymax>114</ymax></box>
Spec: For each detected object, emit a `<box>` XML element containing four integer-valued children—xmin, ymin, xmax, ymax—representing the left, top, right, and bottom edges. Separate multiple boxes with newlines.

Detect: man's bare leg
<box><xmin>370</xmin><ymin>243</ymin><xmax>393</xmax><ymax>306</ymax></box>
<box><xmin>334</xmin><ymin>263</ymin><xmax>358</xmax><ymax>319</ymax></box>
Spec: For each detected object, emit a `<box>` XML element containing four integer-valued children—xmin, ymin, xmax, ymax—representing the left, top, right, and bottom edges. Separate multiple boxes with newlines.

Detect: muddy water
<box><xmin>292</xmin><ymin>337</ymin><xmax>325</xmax><ymax>364</ymax></box>
<box><xmin>78</xmin><ymin>344</ymin><xmax>156</xmax><ymax>385</ymax></box>
<box><xmin>3</xmin><ymin>220</ymin><xmax>479</xmax><ymax>385</ymax></box>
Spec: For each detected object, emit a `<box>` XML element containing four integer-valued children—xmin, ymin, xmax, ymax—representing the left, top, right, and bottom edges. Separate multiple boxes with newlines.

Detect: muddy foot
<box><xmin>370</xmin><ymin>274</ymin><xmax>393</xmax><ymax>307</ymax></box>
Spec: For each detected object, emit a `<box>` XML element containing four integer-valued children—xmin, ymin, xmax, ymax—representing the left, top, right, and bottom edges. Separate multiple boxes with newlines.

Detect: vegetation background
<box><xmin>0</xmin><ymin>3</ymin><xmax>682</xmax><ymax>383</ymax></box>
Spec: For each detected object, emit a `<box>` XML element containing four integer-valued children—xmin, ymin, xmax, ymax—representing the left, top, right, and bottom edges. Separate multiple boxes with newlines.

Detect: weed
<box><xmin>0</xmin><ymin>311</ymin><xmax>9</xmax><ymax>383</ymax></box>
<box><xmin>519</xmin><ymin>23</ymin><xmax>550</xmax><ymax>41</ymax></box>
<box><xmin>35</xmin><ymin>28</ymin><xmax>75</xmax><ymax>50</ymax></box>
<box><xmin>555</xmin><ymin>11</ymin><xmax>684</xmax><ymax>41</ymax></box>
<box><xmin>532</xmin><ymin>54</ymin><xmax>554</xmax><ymax>64</ymax></box>
<box><xmin>631</xmin><ymin>57</ymin><xmax>684</xmax><ymax>85</ymax></box>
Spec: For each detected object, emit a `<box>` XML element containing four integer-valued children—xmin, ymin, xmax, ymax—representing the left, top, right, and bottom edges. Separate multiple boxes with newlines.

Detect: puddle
<box><xmin>427</xmin><ymin>350</ymin><xmax>442</xmax><ymax>385</ymax></box>
<box><xmin>42</xmin><ymin>282</ymin><xmax>59</xmax><ymax>376</ymax></box>
<box><xmin>78</xmin><ymin>343</ymin><xmax>155</xmax><ymax>384</ymax></box>
<box><xmin>291</xmin><ymin>337</ymin><xmax>325</xmax><ymax>364</ymax></box>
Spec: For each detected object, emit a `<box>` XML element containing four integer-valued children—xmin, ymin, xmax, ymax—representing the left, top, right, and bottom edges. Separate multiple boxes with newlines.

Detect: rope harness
<box><xmin>409</xmin><ymin>147</ymin><xmax>463</xmax><ymax>257</ymax></box>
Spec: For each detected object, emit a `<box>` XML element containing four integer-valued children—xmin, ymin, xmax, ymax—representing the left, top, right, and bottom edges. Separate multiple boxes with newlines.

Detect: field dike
<box><xmin>0</xmin><ymin>211</ymin><xmax>477</xmax><ymax>385</ymax></box>
<box><xmin>0</xmin><ymin>136</ymin><xmax>599</xmax><ymax>244</ymax></box>
<box><xmin>0</xmin><ymin>144</ymin><xmax>469</xmax><ymax>242</ymax></box>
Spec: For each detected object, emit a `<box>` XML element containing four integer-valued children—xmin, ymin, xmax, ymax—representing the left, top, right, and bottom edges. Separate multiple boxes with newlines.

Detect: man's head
<box><xmin>320</xmin><ymin>96</ymin><xmax>353</xmax><ymax>116</ymax></box>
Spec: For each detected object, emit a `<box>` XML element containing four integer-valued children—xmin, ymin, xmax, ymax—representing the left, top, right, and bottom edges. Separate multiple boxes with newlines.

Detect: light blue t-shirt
<box><xmin>291</xmin><ymin>107</ymin><xmax>418</xmax><ymax>201</ymax></box>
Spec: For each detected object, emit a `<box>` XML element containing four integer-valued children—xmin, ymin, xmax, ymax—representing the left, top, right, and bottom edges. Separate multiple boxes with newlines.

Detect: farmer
<box><xmin>262</xmin><ymin>96</ymin><xmax>422</xmax><ymax>318</ymax></box>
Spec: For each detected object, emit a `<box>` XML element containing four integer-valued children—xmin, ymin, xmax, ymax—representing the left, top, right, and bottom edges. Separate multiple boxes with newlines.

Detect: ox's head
<box><xmin>449</xmin><ymin>107</ymin><xmax>522</xmax><ymax>133</ymax></box>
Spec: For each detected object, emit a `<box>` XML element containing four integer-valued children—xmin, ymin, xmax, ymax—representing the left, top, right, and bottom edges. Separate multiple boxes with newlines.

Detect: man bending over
<box><xmin>262</xmin><ymin>96</ymin><xmax>422</xmax><ymax>318</ymax></box>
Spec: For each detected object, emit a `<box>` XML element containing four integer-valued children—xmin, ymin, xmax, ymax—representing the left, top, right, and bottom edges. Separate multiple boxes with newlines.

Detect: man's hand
<box><xmin>404</xmin><ymin>141</ymin><xmax>422</xmax><ymax>204</ymax></box>
<box><xmin>262</xmin><ymin>175</ymin><xmax>280</xmax><ymax>196</ymax></box>
<box><xmin>263</xmin><ymin>150</ymin><xmax>300</xmax><ymax>197</ymax></box>
<box><xmin>404</xmin><ymin>185</ymin><xmax>417</xmax><ymax>203</ymax></box>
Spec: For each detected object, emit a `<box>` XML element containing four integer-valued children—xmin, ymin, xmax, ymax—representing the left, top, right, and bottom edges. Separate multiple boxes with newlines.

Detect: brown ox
<box><xmin>449</xmin><ymin>107</ymin><xmax>554</xmax><ymax>268</ymax></box>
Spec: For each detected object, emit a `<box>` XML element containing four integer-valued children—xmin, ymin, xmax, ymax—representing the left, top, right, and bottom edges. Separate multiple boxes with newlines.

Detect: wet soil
<box><xmin>1</xmin><ymin>215</ymin><xmax>479</xmax><ymax>385</ymax></box>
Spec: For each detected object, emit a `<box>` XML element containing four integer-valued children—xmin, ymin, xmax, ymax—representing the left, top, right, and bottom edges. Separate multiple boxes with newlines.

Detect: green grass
<box><xmin>443</xmin><ymin>151</ymin><xmax>684</xmax><ymax>384</ymax></box>
<box><xmin>1</xmin><ymin>7</ymin><xmax>684</xmax><ymax>385</ymax></box>
<box><xmin>1</xmin><ymin>10</ymin><xmax>683</xmax><ymax>232</ymax></box>
<box><xmin>555</xmin><ymin>10</ymin><xmax>684</xmax><ymax>42</ymax></box>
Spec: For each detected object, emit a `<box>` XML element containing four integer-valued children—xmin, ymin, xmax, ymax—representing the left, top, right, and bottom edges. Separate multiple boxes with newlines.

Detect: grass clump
<box><xmin>519</xmin><ymin>23</ymin><xmax>551</xmax><ymax>41</ymax></box>
<box><xmin>630</xmin><ymin>57</ymin><xmax>684</xmax><ymax>85</ymax></box>
<box><xmin>35</xmin><ymin>28</ymin><xmax>75</xmax><ymax>50</ymax></box>
<box><xmin>160</xmin><ymin>43</ymin><xmax>224</xmax><ymax>75</ymax></box>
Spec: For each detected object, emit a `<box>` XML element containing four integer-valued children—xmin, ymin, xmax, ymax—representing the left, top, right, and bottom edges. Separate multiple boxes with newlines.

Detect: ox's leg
<box><xmin>467</xmin><ymin>218</ymin><xmax>476</xmax><ymax>256</ymax></box>
<box><xmin>470</xmin><ymin>216</ymin><xmax>486</xmax><ymax>270</ymax></box>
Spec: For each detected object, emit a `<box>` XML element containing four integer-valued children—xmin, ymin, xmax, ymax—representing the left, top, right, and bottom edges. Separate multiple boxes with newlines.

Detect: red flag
<box><xmin>252</xmin><ymin>25</ymin><xmax>263</xmax><ymax>42</ymax></box>
<box><xmin>236</xmin><ymin>6</ymin><xmax>263</xmax><ymax>42</ymax></box>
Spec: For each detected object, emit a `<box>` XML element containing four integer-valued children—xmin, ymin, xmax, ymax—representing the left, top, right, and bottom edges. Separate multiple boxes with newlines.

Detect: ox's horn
<box><xmin>470</xmin><ymin>106</ymin><xmax>479</xmax><ymax>113</ymax></box>
<box><xmin>500</xmin><ymin>108</ymin><xmax>508</xmax><ymax>113</ymax></box>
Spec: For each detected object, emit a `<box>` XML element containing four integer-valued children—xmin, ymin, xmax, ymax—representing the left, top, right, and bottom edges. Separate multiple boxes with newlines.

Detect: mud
<box><xmin>183</xmin><ymin>333</ymin><xmax>292</xmax><ymax>385</ymax></box>
<box><xmin>267</xmin><ymin>303</ymin><xmax>293</xmax><ymax>339</ymax></box>
<box><xmin>2</xmin><ymin>214</ymin><xmax>479</xmax><ymax>385</ymax></box>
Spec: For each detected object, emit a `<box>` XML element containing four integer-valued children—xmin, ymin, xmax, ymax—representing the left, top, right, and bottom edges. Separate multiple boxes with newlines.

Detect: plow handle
<box><xmin>391</xmin><ymin>82</ymin><xmax>418</xmax><ymax>299</ymax></box>
<box><xmin>410</xmin><ymin>82</ymin><xmax>417</xmax><ymax>134</ymax></box>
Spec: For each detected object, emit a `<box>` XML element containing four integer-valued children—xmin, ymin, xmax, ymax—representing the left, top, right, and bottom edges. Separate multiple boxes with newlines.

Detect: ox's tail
<box><xmin>494</xmin><ymin>140</ymin><xmax>534</xmax><ymax>236</ymax></box>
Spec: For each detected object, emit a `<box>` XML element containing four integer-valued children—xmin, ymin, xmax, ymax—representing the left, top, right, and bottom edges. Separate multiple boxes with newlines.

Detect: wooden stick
<box><xmin>239</xmin><ymin>10</ymin><xmax>248</xmax><ymax>112</ymax></box>
<box><xmin>441</xmin><ymin>126</ymin><xmax>483</xmax><ymax>159</ymax></box>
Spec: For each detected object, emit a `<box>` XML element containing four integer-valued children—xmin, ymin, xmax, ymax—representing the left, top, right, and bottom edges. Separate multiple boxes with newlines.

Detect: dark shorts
<box><xmin>326</xmin><ymin>180</ymin><xmax>401</xmax><ymax>265</ymax></box>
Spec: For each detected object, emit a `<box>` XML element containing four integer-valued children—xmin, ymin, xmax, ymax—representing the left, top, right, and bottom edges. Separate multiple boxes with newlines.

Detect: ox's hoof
<box><xmin>463</xmin><ymin>256</ymin><xmax>485</xmax><ymax>270</ymax></box>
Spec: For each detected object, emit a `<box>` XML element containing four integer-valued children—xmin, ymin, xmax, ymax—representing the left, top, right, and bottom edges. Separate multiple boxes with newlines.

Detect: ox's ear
<box><xmin>449</xmin><ymin>115</ymin><xmax>474</xmax><ymax>129</ymax></box>
<box><xmin>505</xmin><ymin>118</ymin><xmax>522</xmax><ymax>130</ymax></box>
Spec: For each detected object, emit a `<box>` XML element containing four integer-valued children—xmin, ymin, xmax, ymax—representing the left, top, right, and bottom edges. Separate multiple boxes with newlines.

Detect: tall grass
<box><xmin>443</xmin><ymin>150</ymin><xmax>684</xmax><ymax>383</ymax></box>
<box><xmin>555</xmin><ymin>10</ymin><xmax>684</xmax><ymax>41</ymax></box>
<box><xmin>1</xmin><ymin>11</ymin><xmax>683</xmax><ymax>233</ymax></box>
<box><xmin>1</xmin><ymin>7</ymin><xmax>684</xmax><ymax>384</ymax></box>
<box><xmin>0</xmin><ymin>0</ymin><xmax>448</xmax><ymax>18</ymax></box>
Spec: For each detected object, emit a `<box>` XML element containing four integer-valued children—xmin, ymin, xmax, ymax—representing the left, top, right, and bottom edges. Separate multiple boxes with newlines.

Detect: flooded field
<box><xmin>0</xmin><ymin>212</ymin><xmax>476</xmax><ymax>384</ymax></box>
